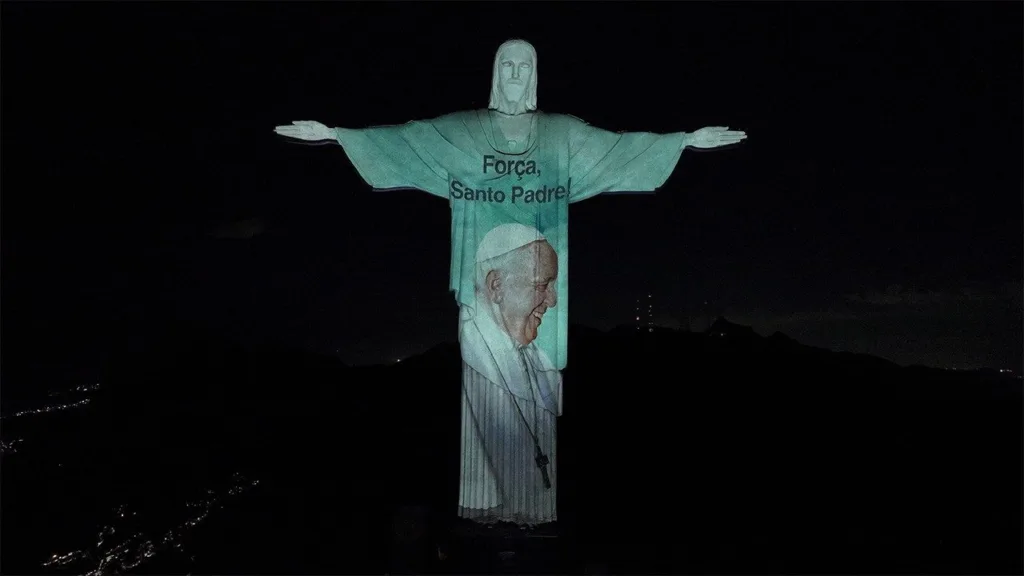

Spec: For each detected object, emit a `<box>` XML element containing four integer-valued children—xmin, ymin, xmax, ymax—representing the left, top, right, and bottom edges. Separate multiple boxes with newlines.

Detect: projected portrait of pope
<box><xmin>457</xmin><ymin>223</ymin><xmax>562</xmax><ymax>523</ymax></box>
<box><xmin>478</xmin><ymin>227</ymin><xmax>557</xmax><ymax>348</ymax></box>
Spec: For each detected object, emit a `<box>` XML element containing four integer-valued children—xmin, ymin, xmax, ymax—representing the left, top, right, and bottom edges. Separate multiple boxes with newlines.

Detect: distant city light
<box><xmin>43</xmin><ymin>473</ymin><xmax>259</xmax><ymax>574</ymax></box>
<box><xmin>0</xmin><ymin>438</ymin><xmax>24</xmax><ymax>455</ymax></box>
<box><xmin>1</xmin><ymin>398</ymin><xmax>91</xmax><ymax>420</ymax></box>
<box><xmin>636</xmin><ymin>293</ymin><xmax>654</xmax><ymax>331</ymax></box>
<box><xmin>48</xmin><ymin>382</ymin><xmax>101</xmax><ymax>398</ymax></box>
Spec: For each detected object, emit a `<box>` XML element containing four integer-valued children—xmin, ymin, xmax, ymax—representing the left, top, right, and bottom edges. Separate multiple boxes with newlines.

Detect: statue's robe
<box><xmin>336</xmin><ymin>110</ymin><xmax>686</xmax><ymax>525</ymax></box>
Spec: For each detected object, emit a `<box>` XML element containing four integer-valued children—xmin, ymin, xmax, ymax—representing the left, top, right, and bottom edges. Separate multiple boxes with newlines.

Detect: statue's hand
<box><xmin>686</xmin><ymin>126</ymin><xmax>747</xmax><ymax>149</ymax></box>
<box><xmin>274</xmin><ymin>120</ymin><xmax>335</xmax><ymax>141</ymax></box>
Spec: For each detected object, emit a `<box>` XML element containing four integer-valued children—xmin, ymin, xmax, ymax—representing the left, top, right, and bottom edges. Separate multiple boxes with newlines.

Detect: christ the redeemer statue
<box><xmin>275</xmin><ymin>39</ymin><xmax>746</xmax><ymax>528</ymax></box>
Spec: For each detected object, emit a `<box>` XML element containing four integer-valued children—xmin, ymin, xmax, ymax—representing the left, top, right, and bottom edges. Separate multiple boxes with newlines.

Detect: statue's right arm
<box><xmin>273</xmin><ymin>120</ymin><xmax>337</xmax><ymax>142</ymax></box>
<box><xmin>275</xmin><ymin>117</ymin><xmax>452</xmax><ymax>198</ymax></box>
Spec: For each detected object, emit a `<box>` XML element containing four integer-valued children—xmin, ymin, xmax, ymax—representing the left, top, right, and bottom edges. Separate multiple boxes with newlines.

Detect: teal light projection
<box><xmin>275</xmin><ymin>39</ymin><xmax>746</xmax><ymax>526</ymax></box>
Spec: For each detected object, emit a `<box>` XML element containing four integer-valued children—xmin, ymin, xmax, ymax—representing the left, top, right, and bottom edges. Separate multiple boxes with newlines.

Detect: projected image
<box><xmin>458</xmin><ymin>223</ymin><xmax>562</xmax><ymax>524</ymax></box>
<box><xmin>461</xmin><ymin>223</ymin><xmax>560</xmax><ymax>398</ymax></box>
<box><xmin>474</xmin><ymin>224</ymin><xmax>557</xmax><ymax>347</ymax></box>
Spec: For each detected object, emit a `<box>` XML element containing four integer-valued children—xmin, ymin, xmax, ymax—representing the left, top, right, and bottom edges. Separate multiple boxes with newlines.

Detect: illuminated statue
<box><xmin>275</xmin><ymin>39</ymin><xmax>746</xmax><ymax>527</ymax></box>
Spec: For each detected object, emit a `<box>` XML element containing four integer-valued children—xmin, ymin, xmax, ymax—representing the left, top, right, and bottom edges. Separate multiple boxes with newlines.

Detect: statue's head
<box><xmin>488</xmin><ymin>39</ymin><xmax>538</xmax><ymax>115</ymax></box>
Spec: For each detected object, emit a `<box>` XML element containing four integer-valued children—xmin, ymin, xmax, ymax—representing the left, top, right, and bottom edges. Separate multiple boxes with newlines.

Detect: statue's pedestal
<box><xmin>447</xmin><ymin>519</ymin><xmax>561</xmax><ymax>574</ymax></box>
<box><xmin>387</xmin><ymin>505</ymin><xmax>431</xmax><ymax>575</ymax></box>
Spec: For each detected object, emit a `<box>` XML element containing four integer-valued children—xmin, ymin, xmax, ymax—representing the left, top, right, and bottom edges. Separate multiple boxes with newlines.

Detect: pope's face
<box><xmin>497</xmin><ymin>44</ymin><xmax>534</xmax><ymax>105</ymax></box>
<box><xmin>495</xmin><ymin>241</ymin><xmax>558</xmax><ymax>346</ymax></box>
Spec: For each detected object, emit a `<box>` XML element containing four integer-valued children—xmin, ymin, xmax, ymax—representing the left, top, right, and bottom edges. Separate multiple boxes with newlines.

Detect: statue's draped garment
<box><xmin>336</xmin><ymin>110</ymin><xmax>686</xmax><ymax>524</ymax></box>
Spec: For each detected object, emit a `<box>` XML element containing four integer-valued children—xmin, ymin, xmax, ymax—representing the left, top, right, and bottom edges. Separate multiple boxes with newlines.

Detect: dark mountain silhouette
<box><xmin>2</xmin><ymin>319</ymin><xmax>1020</xmax><ymax>574</ymax></box>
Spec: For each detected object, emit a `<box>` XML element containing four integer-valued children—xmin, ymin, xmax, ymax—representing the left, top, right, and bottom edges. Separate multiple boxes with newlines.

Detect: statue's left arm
<box><xmin>566</xmin><ymin>116</ymin><xmax>745</xmax><ymax>203</ymax></box>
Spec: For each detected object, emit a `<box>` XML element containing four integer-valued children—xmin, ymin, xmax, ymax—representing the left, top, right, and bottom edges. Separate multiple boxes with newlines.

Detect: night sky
<box><xmin>3</xmin><ymin>2</ymin><xmax>1021</xmax><ymax>387</ymax></box>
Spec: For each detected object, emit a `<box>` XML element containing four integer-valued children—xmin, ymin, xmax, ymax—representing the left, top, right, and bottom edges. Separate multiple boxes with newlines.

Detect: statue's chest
<box><xmin>447</xmin><ymin>114</ymin><xmax>570</xmax><ymax>214</ymax></box>
<box><xmin>473</xmin><ymin>119</ymin><xmax>566</xmax><ymax>182</ymax></box>
<box><xmin>492</xmin><ymin>116</ymin><xmax>533</xmax><ymax>150</ymax></box>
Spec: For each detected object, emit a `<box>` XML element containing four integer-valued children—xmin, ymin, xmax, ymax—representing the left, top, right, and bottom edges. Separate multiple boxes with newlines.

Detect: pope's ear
<box><xmin>485</xmin><ymin>270</ymin><xmax>502</xmax><ymax>302</ymax></box>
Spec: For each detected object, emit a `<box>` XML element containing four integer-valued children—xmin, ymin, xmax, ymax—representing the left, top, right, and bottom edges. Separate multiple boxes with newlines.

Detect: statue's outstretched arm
<box><xmin>275</xmin><ymin>119</ymin><xmax>450</xmax><ymax>198</ymax></box>
<box><xmin>274</xmin><ymin>120</ymin><xmax>336</xmax><ymax>141</ymax></box>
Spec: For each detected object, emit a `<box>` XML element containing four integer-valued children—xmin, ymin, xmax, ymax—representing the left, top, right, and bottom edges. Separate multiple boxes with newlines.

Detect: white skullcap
<box><xmin>476</xmin><ymin>223</ymin><xmax>548</xmax><ymax>263</ymax></box>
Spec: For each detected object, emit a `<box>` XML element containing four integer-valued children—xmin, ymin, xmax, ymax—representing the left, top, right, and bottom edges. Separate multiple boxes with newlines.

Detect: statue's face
<box><xmin>492</xmin><ymin>241</ymin><xmax>558</xmax><ymax>346</ymax></box>
<box><xmin>497</xmin><ymin>44</ymin><xmax>534</xmax><ymax>106</ymax></box>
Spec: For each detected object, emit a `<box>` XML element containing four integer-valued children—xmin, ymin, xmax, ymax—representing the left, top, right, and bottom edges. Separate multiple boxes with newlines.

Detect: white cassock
<box><xmin>457</xmin><ymin>302</ymin><xmax>563</xmax><ymax>526</ymax></box>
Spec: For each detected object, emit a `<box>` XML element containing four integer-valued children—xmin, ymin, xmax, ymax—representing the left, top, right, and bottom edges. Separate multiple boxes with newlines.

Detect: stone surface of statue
<box><xmin>275</xmin><ymin>39</ymin><xmax>746</xmax><ymax>527</ymax></box>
